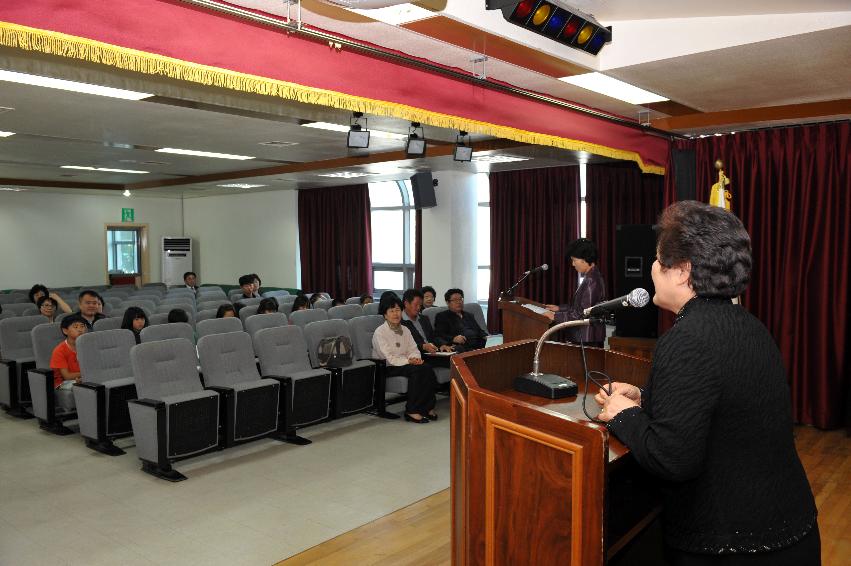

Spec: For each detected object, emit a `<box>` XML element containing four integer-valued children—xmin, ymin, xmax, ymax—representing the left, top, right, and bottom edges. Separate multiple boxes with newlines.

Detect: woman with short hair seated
<box><xmin>372</xmin><ymin>296</ymin><xmax>437</xmax><ymax>424</ymax></box>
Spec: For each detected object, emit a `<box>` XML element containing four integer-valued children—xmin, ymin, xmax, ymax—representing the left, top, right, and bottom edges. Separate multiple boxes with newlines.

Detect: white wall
<box><xmin>183</xmin><ymin>189</ymin><xmax>300</xmax><ymax>289</ymax></box>
<box><xmin>0</xmin><ymin>191</ymin><xmax>182</xmax><ymax>290</ymax></box>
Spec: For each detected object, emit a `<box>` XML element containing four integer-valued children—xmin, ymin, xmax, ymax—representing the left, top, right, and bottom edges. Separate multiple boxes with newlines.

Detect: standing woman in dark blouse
<box><xmin>596</xmin><ymin>201</ymin><xmax>818</xmax><ymax>565</ymax></box>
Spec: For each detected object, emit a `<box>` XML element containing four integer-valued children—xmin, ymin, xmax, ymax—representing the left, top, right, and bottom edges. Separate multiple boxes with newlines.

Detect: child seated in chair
<box><xmin>49</xmin><ymin>315</ymin><xmax>88</xmax><ymax>412</ymax></box>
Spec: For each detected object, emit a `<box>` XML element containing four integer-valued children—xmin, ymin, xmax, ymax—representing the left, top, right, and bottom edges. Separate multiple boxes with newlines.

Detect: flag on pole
<box><xmin>709</xmin><ymin>159</ymin><xmax>731</xmax><ymax>210</ymax></box>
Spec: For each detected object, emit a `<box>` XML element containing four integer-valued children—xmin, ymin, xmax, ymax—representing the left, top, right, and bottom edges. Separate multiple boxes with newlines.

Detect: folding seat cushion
<box><xmin>141</xmin><ymin>323</ymin><xmax>194</xmax><ymax>343</ymax></box>
<box><xmin>197</xmin><ymin>332</ymin><xmax>281</xmax><ymax>446</ymax></box>
<box><xmin>27</xmin><ymin>322</ymin><xmax>73</xmax><ymax>434</ymax></box>
<box><xmin>363</xmin><ymin>302</ymin><xmax>380</xmax><ymax>316</ymax></box>
<box><xmin>93</xmin><ymin>317</ymin><xmax>122</xmax><ymax>332</ymax></box>
<box><xmin>288</xmin><ymin>308</ymin><xmax>328</xmax><ymax>328</ymax></box>
<box><xmin>277</xmin><ymin>302</ymin><xmax>294</xmax><ymax>318</ymax></box>
<box><xmin>2</xmin><ymin>303</ymin><xmax>35</xmax><ymax>317</ymax></box>
<box><xmin>195</xmin><ymin>309</ymin><xmax>218</xmax><ymax>323</ymax></box>
<box><xmin>244</xmin><ymin>313</ymin><xmax>288</xmax><ymax>338</ymax></box>
<box><xmin>328</xmin><ymin>304</ymin><xmax>364</xmax><ymax>321</ymax></box>
<box><xmin>128</xmin><ymin>338</ymin><xmax>220</xmax><ymax>481</ymax></box>
<box><xmin>238</xmin><ymin>305</ymin><xmax>259</xmax><ymax>324</ymax></box>
<box><xmin>314</xmin><ymin>298</ymin><xmax>333</xmax><ymax>311</ymax></box>
<box><xmin>0</xmin><ymin>315</ymin><xmax>48</xmax><ymax>416</ymax></box>
<box><xmin>464</xmin><ymin>302</ymin><xmax>489</xmax><ymax>334</ymax></box>
<box><xmin>74</xmin><ymin>329</ymin><xmax>139</xmax><ymax>455</ymax></box>
<box><xmin>196</xmin><ymin>317</ymin><xmax>243</xmax><ymax>339</ymax></box>
<box><xmin>423</xmin><ymin>306</ymin><xmax>447</xmax><ymax>327</ymax></box>
<box><xmin>262</xmin><ymin>290</ymin><xmax>290</xmax><ymax>298</ymax></box>
<box><xmin>253</xmin><ymin>326</ymin><xmax>332</xmax><ymax>442</ymax></box>
<box><xmin>303</xmin><ymin>319</ymin><xmax>376</xmax><ymax>418</ymax></box>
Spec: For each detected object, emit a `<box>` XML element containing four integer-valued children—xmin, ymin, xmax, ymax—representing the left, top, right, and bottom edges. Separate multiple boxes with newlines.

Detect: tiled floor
<box><xmin>0</xmin><ymin>397</ymin><xmax>451</xmax><ymax>566</ymax></box>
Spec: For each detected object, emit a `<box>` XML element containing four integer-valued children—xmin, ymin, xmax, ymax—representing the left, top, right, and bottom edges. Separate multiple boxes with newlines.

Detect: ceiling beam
<box><xmin>651</xmin><ymin>99</ymin><xmax>851</xmax><ymax>132</ymax></box>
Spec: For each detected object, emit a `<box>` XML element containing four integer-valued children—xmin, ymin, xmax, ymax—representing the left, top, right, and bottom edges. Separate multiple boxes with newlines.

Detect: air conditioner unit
<box><xmin>162</xmin><ymin>237</ymin><xmax>193</xmax><ymax>287</ymax></box>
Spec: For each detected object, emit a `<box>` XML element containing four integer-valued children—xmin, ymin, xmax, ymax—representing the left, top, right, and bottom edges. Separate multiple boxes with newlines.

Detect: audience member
<box><xmin>379</xmin><ymin>290</ymin><xmax>399</xmax><ymax>304</ymax></box>
<box><xmin>434</xmin><ymin>288</ymin><xmax>487</xmax><ymax>352</ymax></box>
<box><xmin>121</xmin><ymin>307</ymin><xmax>149</xmax><ymax>344</ymax></box>
<box><xmin>331</xmin><ymin>298</ymin><xmax>345</xmax><ymax>307</ymax></box>
<box><xmin>50</xmin><ymin>314</ymin><xmax>87</xmax><ymax>411</ymax></box>
<box><xmin>421</xmin><ymin>286</ymin><xmax>437</xmax><ymax>309</ymax></box>
<box><xmin>167</xmin><ymin>308</ymin><xmax>189</xmax><ymax>324</ymax></box>
<box><xmin>359</xmin><ymin>294</ymin><xmax>373</xmax><ymax>306</ymax></box>
<box><xmin>401</xmin><ymin>289</ymin><xmax>453</xmax><ymax>361</ymax></box>
<box><xmin>183</xmin><ymin>271</ymin><xmax>198</xmax><ymax>290</ymax></box>
<box><xmin>372</xmin><ymin>296</ymin><xmax>438</xmax><ymax>423</ymax></box>
<box><xmin>74</xmin><ymin>290</ymin><xmax>106</xmax><ymax>330</ymax></box>
<box><xmin>251</xmin><ymin>274</ymin><xmax>262</xmax><ymax>296</ymax></box>
<box><xmin>309</xmin><ymin>294</ymin><xmax>324</xmax><ymax>308</ymax></box>
<box><xmin>36</xmin><ymin>296</ymin><xmax>60</xmax><ymax>323</ymax></box>
<box><xmin>238</xmin><ymin>275</ymin><xmax>259</xmax><ymax>299</ymax></box>
<box><xmin>291</xmin><ymin>295</ymin><xmax>310</xmax><ymax>311</ymax></box>
<box><xmin>216</xmin><ymin>304</ymin><xmax>237</xmax><ymax>318</ymax></box>
<box><xmin>257</xmin><ymin>298</ymin><xmax>279</xmax><ymax>314</ymax></box>
<box><xmin>28</xmin><ymin>284</ymin><xmax>72</xmax><ymax>313</ymax></box>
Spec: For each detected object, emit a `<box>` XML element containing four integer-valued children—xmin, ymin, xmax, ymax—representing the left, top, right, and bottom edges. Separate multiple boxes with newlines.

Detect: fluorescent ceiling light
<box><xmin>0</xmin><ymin>69</ymin><xmax>153</xmax><ymax>100</ymax></box>
<box><xmin>316</xmin><ymin>171</ymin><xmax>379</xmax><ymax>179</ymax></box>
<box><xmin>156</xmin><ymin>148</ymin><xmax>255</xmax><ymax>160</ymax></box>
<box><xmin>0</xmin><ymin>187</ymin><xmax>27</xmax><ymax>191</ymax></box>
<box><xmin>348</xmin><ymin>4</ymin><xmax>433</xmax><ymax>25</ymax></box>
<box><xmin>0</xmin><ymin>131</ymin><xmax>14</xmax><ymax>137</ymax></box>
<box><xmin>558</xmin><ymin>73</ymin><xmax>668</xmax><ymax>105</ymax></box>
<box><xmin>301</xmin><ymin>122</ymin><xmax>407</xmax><ymax>140</ymax></box>
<box><xmin>471</xmin><ymin>155</ymin><xmax>531</xmax><ymax>164</ymax></box>
<box><xmin>61</xmin><ymin>165</ymin><xmax>149</xmax><ymax>174</ymax></box>
<box><xmin>217</xmin><ymin>183</ymin><xmax>268</xmax><ymax>189</ymax></box>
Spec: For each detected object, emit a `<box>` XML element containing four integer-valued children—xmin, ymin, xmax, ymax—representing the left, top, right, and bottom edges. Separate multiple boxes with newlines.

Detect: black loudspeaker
<box><xmin>672</xmin><ymin>148</ymin><xmax>697</xmax><ymax>201</ymax></box>
<box><xmin>614</xmin><ymin>225</ymin><xmax>658</xmax><ymax>338</ymax></box>
<box><xmin>410</xmin><ymin>171</ymin><xmax>437</xmax><ymax>209</ymax></box>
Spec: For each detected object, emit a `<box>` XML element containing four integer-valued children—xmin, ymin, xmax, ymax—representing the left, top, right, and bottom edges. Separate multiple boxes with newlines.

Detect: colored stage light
<box><xmin>511</xmin><ymin>0</ymin><xmax>536</xmax><ymax>20</ymax></box>
<box><xmin>561</xmin><ymin>16</ymin><xmax>581</xmax><ymax>39</ymax></box>
<box><xmin>493</xmin><ymin>1</ymin><xmax>612</xmax><ymax>56</ymax></box>
<box><xmin>576</xmin><ymin>24</ymin><xmax>594</xmax><ymax>44</ymax></box>
<box><xmin>585</xmin><ymin>30</ymin><xmax>607</xmax><ymax>55</ymax></box>
<box><xmin>543</xmin><ymin>11</ymin><xmax>566</xmax><ymax>35</ymax></box>
<box><xmin>531</xmin><ymin>4</ymin><xmax>551</xmax><ymax>26</ymax></box>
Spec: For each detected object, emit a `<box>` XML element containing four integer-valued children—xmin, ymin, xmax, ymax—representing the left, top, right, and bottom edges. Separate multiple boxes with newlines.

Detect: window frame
<box><xmin>370</xmin><ymin>180</ymin><xmax>416</xmax><ymax>295</ymax></box>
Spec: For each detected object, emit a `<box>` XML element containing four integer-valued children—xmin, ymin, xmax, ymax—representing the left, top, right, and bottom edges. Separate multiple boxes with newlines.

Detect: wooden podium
<box><xmin>497</xmin><ymin>296</ymin><xmax>554</xmax><ymax>343</ymax></box>
<box><xmin>449</xmin><ymin>340</ymin><xmax>659</xmax><ymax>566</ymax></box>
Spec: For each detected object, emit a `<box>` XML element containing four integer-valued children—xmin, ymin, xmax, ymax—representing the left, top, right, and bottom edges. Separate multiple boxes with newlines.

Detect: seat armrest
<box><xmin>74</xmin><ymin>381</ymin><xmax>105</xmax><ymax>391</ymax></box>
<box><xmin>129</xmin><ymin>398</ymin><xmax>165</xmax><ymax>410</ymax></box>
<box><xmin>205</xmin><ymin>385</ymin><xmax>234</xmax><ymax>396</ymax></box>
<box><xmin>261</xmin><ymin>374</ymin><xmax>291</xmax><ymax>384</ymax></box>
<box><xmin>29</xmin><ymin>367</ymin><xmax>53</xmax><ymax>377</ymax></box>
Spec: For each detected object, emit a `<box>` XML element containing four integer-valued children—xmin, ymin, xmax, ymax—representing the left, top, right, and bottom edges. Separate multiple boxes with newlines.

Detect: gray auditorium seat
<box><xmin>147</xmin><ymin>313</ymin><xmax>169</xmax><ymax>326</ymax></box>
<box><xmin>196</xmin><ymin>317</ymin><xmax>243</xmax><ymax>339</ymax></box>
<box><xmin>156</xmin><ymin>302</ymin><xmax>195</xmax><ymax>315</ymax></box>
<box><xmin>262</xmin><ymin>290</ymin><xmax>290</xmax><ymax>298</ymax></box>
<box><xmin>0</xmin><ymin>294</ymin><xmax>27</xmax><ymax>305</ymax></box>
<box><xmin>128</xmin><ymin>338</ymin><xmax>220</xmax><ymax>481</ymax></box>
<box><xmin>288</xmin><ymin>308</ymin><xmax>328</xmax><ymax>328</ymax></box>
<box><xmin>141</xmin><ymin>322</ymin><xmax>194</xmax><ymax>343</ymax></box>
<box><xmin>74</xmin><ymin>329</ymin><xmax>138</xmax><ymax>456</ymax></box>
<box><xmin>197</xmin><ymin>331</ymin><xmax>284</xmax><ymax>447</ymax></box>
<box><xmin>2</xmin><ymin>303</ymin><xmax>35</xmax><ymax>317</ymax></box>
<box><xmin>244</xmin><ymin>313</ymin><xmax>288</xmax><ymax>338</ymax></box>
<box><xmin>195</xmin><ymin>308</ymin><xmax>218</xmax><ymax>323</ymax></box>
<box><xmin>303</xmin><ymin>319</ymin><xmax>376</xmax><ymax>418</ymax></box>
<box><xmin>27</xmin><ymin>322</ymin><xmax>73</xmax><ymax>434</ymax></box>
<box><xmin>345</xmin><ymin>296</ymin><xmax>361</xmax><ymax>305</ymax></box>
<box><xmin>228</xmin><ymin>289</ymin><xmax>246</xmax><ymax>302</ymax></box>
<box><xmin>103</xmin><ymin>297</ymin><xmax>124</xmax><ymax>308</ymax></box>
<box><xmin>234</xmin><ymin>297</ymin><xmax>262</xmax><ymax>310</ymax></box>
<box><xmin>328</xmin><ymin>304</ymin><xmax>364</xmax><ymax>321</ymax></box>
<box><xmin>93</xmin><ymin>317</ymin><xmax>122</xmax><ymax>332</ymax></box>
<box><xmin>348</xmin><ymin>315</ymin><xmax>405</xmax><ymax>417</ymax></box>
<box><xmin>422</xmin><ymin>306</ymin><xmax>447</xmax><ymax>327</ymax></box>
<box><xmin>0</xmin><ymin>315</ymin><xmax>48</xmax><ymax>417</ymax></box>
<box><xmin>238</xmin><ymin>304</ymin><xmax>260</xmax><ymax>324</ymax></box>
<box><xmin>314</xmin><ymin>298</ymin><xmax>333</xmax><ymax>311</ymax></box>
<box><xmin>277</xmin><ymin>295</ymin><xmax>297</xmax><ymax>304</ymax></box>
<box><xmin>464</xmin><ymin>302</ymin><xmax>489</xmax><ymax>334</ymax></box>
<box><xmin>363</xmin><ymin>302</ymin><xmax>380</xmax><ymax>316</ymax></box>
<box><xmin>119</xmin><ymin>300</ymin><xmax>156</xmax><ymax>316</ymax></box>
<box><xmin>22</xmin><ymin>307</ymin><xmax>39</xmax><ymax>316</ymax></box>
<box><xmin>277</xmin><ymin>302</ymin><xmax>294</xmax><ymax>318</ymax></box>
<box><xmin>253</xmin><ymin>326</ymin><xmax>332</xmax><ymax>444</ymax></box>
<box><xmin>198</xmin><ymin>299</ymin><xmax>231</xmax><ymax>311</ymax></box>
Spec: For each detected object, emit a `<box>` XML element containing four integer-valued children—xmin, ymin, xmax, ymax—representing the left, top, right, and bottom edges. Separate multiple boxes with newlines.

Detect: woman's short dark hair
<box><xmin>565</xmin><ymin>238</ymin><xmax>598</xmax><ymax>265</ymax></box>
<box><xmin>216</xmin><ymin>304</ymin><xmax>236</xmax><ymax>318</ymax></box>
<box><xmin>36</xmin><ymin>296</ymin><xmax>57</xmax><ymax>310</ymax></box>
<box><xmin>379</xmin><ymin>296</ymin><xmax>403</xmax><ymax>316</ymax></box>
<box><xmin>257</xmin><ymin>298</ymin><xmax>279</xmax><ymax>314</ymax></box>
<box><xmin>291</xmin><ymin>295</ymin><xmax>310</xmax><ymax>311</ymax></box>
<box><xmin>421</xmin><ymin>286</ymin><xmax>436</xmax><ymax>298</ymax></box>
<box><xmin>167</xmin><ymin>309</ymin><xmax>189</xmax><ymax>323</ymax></box>
<box><xmin>656</xmin><ymin>201</ymin><xmax>752</xmax><ymax>298</ymax></box>
<box><xmin>379</xmin><ymin>291</ymin><xmax>399</xmax><ymax>304</ymax></box>
<box><xmin>121</xmin><ymin>307</ymin><xmax>148</xmax><ymax>330</ymax></box>
<box><xmin>28</xmin><ymin>284</ymin><xmax>49</xmax><ymax>303</ymax></box>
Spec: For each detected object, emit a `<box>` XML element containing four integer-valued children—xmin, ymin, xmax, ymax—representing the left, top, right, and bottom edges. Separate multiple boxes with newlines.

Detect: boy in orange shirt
<box><xmin>50</xmin><ymin>315</ymin><xmax>87</xmax><ymax>411</ymax></box>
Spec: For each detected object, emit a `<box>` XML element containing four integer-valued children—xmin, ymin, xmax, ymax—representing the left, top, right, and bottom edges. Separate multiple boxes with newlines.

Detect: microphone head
<box><xmin>541</xmin><ymin>264</ymin><xmax>549</xmax><ymax>271</ymax></box>
<box><xmin>627</xmin><ymin>288</ymin><xmax>650</xmax><ymax>308</ymax></box>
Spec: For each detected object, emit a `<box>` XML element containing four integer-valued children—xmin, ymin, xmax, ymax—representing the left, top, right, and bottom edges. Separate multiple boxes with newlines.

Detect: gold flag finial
<box><xmin>710</xmin><ymin>159</ymin><xmax>731</xmax><ymax>210</ymax></box>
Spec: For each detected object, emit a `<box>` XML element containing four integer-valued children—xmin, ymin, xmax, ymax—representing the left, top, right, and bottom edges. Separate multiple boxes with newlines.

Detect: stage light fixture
<box><xmin>453</xmin><ymin>131</ymin><xmax>473</xmax><ymax>162</ymax></box>
<box><xmin>487</xmin><ymin>1</ymin><xmax>612</xmax><ymax>56</ymax></box>
<box><xmin>347</xmin><ymin>112</ymin><xmax>371</xmax><ymax>149</ymax></box>
<box><xmin>406</xmin><ymin>122</ymin><xmax>426</xmax><ymax>157</ymax></box>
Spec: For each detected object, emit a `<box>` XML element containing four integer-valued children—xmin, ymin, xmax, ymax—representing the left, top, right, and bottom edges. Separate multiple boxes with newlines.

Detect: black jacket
<box><xmin>554</xmin><ymin>265</ymin><xmax>606</xmax><ymax>343</ymax></box>
<box><xmin>607</xmin><ymin>297</ymin><xmax>817</xmax><ymax>554</ymax></box>
<box><xmin>401</xmin><ymin>315</ymin><xmax>443</xmax><ymax>354</ymax></box>
<box><xmin>434</xmin><ymin>309</ymin><xmax>487</xmax><ymax>352</ymax></box>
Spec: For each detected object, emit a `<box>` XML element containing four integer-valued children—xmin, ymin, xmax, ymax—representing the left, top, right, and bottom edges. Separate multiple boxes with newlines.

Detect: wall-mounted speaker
<box><xmin>672</xmin><ymin>148</ymin><xmax>697</xmax><ymax>201</ymax></box>
<box><xmin>410</xmin><ymin>171</ymin><xmax>437</xmax><ymax>209</ymax></box>
<box><xmin>614</xmin><ymin>224</ymin><xmax>658</xmax><ymax>338</ymax></box>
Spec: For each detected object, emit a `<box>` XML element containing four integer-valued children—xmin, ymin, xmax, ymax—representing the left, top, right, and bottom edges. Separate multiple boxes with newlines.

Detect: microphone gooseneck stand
<box><xmin>500</xmin><ymin>271</ymin><xmax>532</xmax><ymax>300</ymax></box>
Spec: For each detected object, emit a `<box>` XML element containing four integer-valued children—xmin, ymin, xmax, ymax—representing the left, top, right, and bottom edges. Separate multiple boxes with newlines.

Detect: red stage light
<box><xmin>562</xmin><ymin>17</ymin><xmax>580</xmax><ymax>38</ymax></box>
<box><xmin>513</xmin><ymin>0</ymin><xmax>536</xmax><ymax>20</ymax></box>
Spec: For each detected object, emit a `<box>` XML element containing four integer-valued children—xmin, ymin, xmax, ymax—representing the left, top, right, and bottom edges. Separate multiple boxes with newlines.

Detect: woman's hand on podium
<box><xmin>597</xmin><ymin>393</ymin><xmax>639</xmax><ymax>422</ymax></box>
<box><xmin>595</xmin><ymin>382</ymin><xmax>641</xmax><ymax>408</ymax></box>
<box><xmin>545</xmin><ymin>304</ymin><xmax>560</xmax><ymax>312</ymax></box>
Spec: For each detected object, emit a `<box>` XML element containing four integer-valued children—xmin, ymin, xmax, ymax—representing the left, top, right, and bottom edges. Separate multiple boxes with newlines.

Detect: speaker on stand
<box><xmin>614</xmin><ymin>225</ymin><xmax>659</xmax><ymax>338</ymax></box>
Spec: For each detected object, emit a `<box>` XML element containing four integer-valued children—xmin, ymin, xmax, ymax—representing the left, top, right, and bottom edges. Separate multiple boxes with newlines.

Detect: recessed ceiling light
<box><xmin>347</xmin><ymin>4</ymin><xmax>434</xmax><ymax>25</ymax></box>
<box><xmin>259</xmin><ymin>141</ymin><xmax>300</xmax><ymax>147</ymax></box>
<box><xmin>301</xmin><ymin>122</ymin><xmax>407</xmax><ymax>140</ymax></box>
<box><xmin>316</xmin><ymin>171</ymin><xmax>379</xmax><ymax>179</ymax></box>
<box><xmin>0</xmin><ymin>69</ymin><xmax>153</xmax><ymax>100</ymax></box>
<box><xmin>558</xmin><ymin>73</ymin><xmax>668</xmax><ymax>105</ymax></box>
<box><xmin>470</xmin><ymin>155</ymin><xmax>531</xmax><ymax>164</ymax></box>
<box><xmin>0</xmin><ymin>187</ymin><xmax>27</xmax><ymax>191</ymax></box>
<box><xmin>0</xmin><ymin>131</ymin><xmax>14</xmax><ymax>137</ymax></box>
<box><xmin>155</xmin><ymin>148</ymin><xmax>255</xmax><ymax>160</ymax></box>
<box><xmin>122</xmin><ymin>189</ymin><xmax>132</xmax><ymax>197</ymax></box>
<box><xmin>217</xmin><ymin>183</ymin><xmax>268</xmax><ymax>189</ymax></box>
<box><xmin>61</xmin><ymin>166</ymin><xmax>150</xmax><ymax>174</ymax></box>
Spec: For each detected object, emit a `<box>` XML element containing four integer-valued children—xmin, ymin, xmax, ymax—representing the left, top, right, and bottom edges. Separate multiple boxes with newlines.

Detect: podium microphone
<box><xmin>513</xmin><ymin>319</ymin><xmax>593</xmax><ymax>399</ymax></box>
<box><xmin>582</xmin><ymin>288</ymin><xmax>650</xmax><ymax>318</ymax></box>
<box><xmin>501</xmin><ymin>264</ymin><xmax>549</xmax><ymax>299</ymax></box>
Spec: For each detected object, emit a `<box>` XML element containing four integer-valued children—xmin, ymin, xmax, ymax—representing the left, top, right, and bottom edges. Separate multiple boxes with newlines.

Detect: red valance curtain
<box><xmin>662</xmin><ymin>122</ymin><xmax>851</xmax><ymax>429</ymax></box>
<box><xmin>586</xmin><ymin>163</ymin><xmax>664</xmax><ymax>299</ymax></box>
<box><xmin>488</xmin><ymin>167</ymin><xmax>581</xmax><ymax>332</ymax></box>
<box><xmin>298</xmin><ymin>185</ymin><xmax>373</xmax><ymax>300</ymax></box>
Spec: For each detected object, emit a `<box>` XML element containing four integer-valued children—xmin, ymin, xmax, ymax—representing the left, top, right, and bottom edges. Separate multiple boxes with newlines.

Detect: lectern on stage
<box><xmin>450</xmin><ymin>339</ymin><xmax>660</xmax><ymax>566</ymax></box>
<box><xmin>497</xmin><ymin>296</ymin><xmax>553</xmax><ymax>343</ymax></box>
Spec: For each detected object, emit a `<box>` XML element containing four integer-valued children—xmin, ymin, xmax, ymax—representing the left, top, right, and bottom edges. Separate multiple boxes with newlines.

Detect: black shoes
<box><xmin>404</xmin><ymin>413</ymin><xmax>430</xmax><ymax>424</ymax></box>
<box><xmin>427</xmin><ymin>412</ymin><xmax>438</xmax><ymax>421</ymax></box>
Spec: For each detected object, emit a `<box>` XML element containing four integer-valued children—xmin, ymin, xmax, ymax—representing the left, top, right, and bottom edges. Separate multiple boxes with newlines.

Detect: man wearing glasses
<box><xmin>434</xmin><ymin>288</ymin><xmax>487</xmax><ymax>352</ymax></box>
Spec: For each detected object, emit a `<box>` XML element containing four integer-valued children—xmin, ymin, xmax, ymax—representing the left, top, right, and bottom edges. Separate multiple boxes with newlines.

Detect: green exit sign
<box><xmin>121</xmin><ymin>208</ymin><xmax>135</xmax><ymax>222</ymax></box>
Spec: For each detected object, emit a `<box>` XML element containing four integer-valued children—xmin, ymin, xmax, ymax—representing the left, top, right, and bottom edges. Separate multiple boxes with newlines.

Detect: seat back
<box><xmin>93</xmin><ymin>317</ymin><xmax>123</xmax><ymax>332</ymax></box>
<box><xmin>197</xmin><ymin>331</ymin><xmax>260</xmax><ymax>387</ymax></box>
<box><xmin>198</xmin><ymin>299</ymin><xmax>231</xmax><ymax>311</ymax></box>
<box><xmin>147</xmin><ymin>313</ymin><xmax>170</xmax><ymax>326</ymax></box>
<box><xmin>195</xmin><ymin>308</ymin><xmax>218</xmax><ymax>323</ymax></box>
<box><xmin>234</xmin><ymin>297</ymin><xmax>262</xmax><ymax>310</ymax></box>
<box><xmin>196</xmin><ymin>317</ymin><xmax>243</xmax><ymax>338</ymax></box>
<box><xmin>363</xmin><ymin>302</ymin><xmax>380</xmax><ymax>316</ymax></box>
<box><xmin>303</xmin><ymin>319</ymin><xmax>353</xmax><ymax>368</ymax></box>
<box><xmin>119</xmin><ymin>300</ymin><xmax>156</xmax><ymax>315</ymax></box>
<box><xmin>464</xmin><ymin>302</ymin><xmax>488</xmax><ymax>333</ymax></box>
<box><xmin>238</xmin><ymin>305</ymin><xmax>259</xmax><ymax>324</ymax></box>
<box><xmin>244</xmin><ymin>313</ymin><xmax>288</xmax><ymax>338</ymax></box>
<box><xmin>140</xmin><ymin>322</ymin><xmax>194</xmax><ymax>343</ymax></box>
<box><xmin>0</xmin><ymin>315</ymin><xmax>48</xmax><ymax>359</ymax></box>
<box><xmin>288</xmin><ymin>308</ymin><xmax>328</xmax><ymax>329</ymax></box>
<box><xmin>253</xmin><ymin>326</ymin><xmax>313</xmax><ymax>375</ymax></box>
<box><xmin>2</xmin><ymin>303</ymin><xmax>34</xmax><ymax>317</ymax></box>
<box><xmin>348</xmin><ymin>315</ymin><xmax>384</xmax><ymax>360</ymax></box>
<box><xmin>31</xmin><ymin>322</ymin><xmax>64</xmax><ymax>368</ymax></box>
<box><xmin>313</xmin><ymin>298</ymin><xmax>333</xmax><ymax>311</ymax></box>
<box><xmin>277</xmin><ymin>295</ymin><xmax>297</xmax><ymax>304</ymax></box>
<box><xmin>262</xmin><ymin>290</ymin><xmax>290</xmax><ymax>298</ymax></box>
<box><xmin>228</xmin><ymin>289</ymin><xmax>246</xmax><ymax>302</ymax></box>
<box><xmin>0</xmin><ymin>294</ymin><xmax>27</xmax><ymax>305</ymax></box>
<box><xmin>77</xmin><ymin>329</ymin><xmax>136</xmax><ymax>384</ymax></box>
<box><xmin>277</xmin><ymin>302</ymin><xmax>293</xmax><ymax>318</ymax></box>
<box><xmin>328</xmin><ymin>304</ymin><xmax>364</xmax><ymax>321</ymax></box>
<box><xmin>157</xmin><ymin>302</ymin><xmax>195</xmax><ymax>314</ymax></box>
<box><xmin>130</xmin><ymin>338</ymin><xmax>202</xmax><ymax>400</ymax></box>
<box><xmin>423</xmin><ymin>306</ymin><xmax>448</xmax><ymax>327</ymax></box>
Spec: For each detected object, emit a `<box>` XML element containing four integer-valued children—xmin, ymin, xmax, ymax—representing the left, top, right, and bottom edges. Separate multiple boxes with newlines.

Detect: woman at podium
<box><xmin>596</xmin><ymin>201</ymin><xmax>818</xmax><ymax>565</ymax></box>
<box><xmin>544</xmin><ymin>238</ymin><xmax>607</xmax><ymax>347</ymax></box>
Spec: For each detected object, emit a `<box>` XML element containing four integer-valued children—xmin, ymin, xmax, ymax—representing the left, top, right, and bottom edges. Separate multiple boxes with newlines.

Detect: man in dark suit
<box><xmin>434</xmin><ymin>288</ymin><xmax>487</xmax><ymax>353</ymax></box>
<box><xmin>401</xmin><ymin>289</ymin><xmax>453</xmax><ymax>366</ymax></box>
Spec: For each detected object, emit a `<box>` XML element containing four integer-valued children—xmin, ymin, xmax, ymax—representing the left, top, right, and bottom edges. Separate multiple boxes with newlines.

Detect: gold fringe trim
<box><xmin>0</xmin><ymin>21</ymin><xmax>665</xmax><ymax>174</ymax></box>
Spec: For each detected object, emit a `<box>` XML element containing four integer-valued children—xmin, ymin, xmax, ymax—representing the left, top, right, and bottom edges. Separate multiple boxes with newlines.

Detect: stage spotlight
<box><xmin>453</xmin><ymin>130</ymin><xmax>473</xmax><ymax>162</ymax></box>
<box><xmin>487</xmin><ymin>1</ymin><xmax>612</xmax><ymax>56</ymax></box>
<box><xmin>347</xmin><ymin>112</ymin><xmax>371</xmax><ymax>148</ymax></box>
<box><xmin>406</xmin><ymin>122</ymin><xmax>426</xmax><ymax>157</ymax></box>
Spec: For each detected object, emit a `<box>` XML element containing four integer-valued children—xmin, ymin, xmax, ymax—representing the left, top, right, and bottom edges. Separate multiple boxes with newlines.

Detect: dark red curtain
<box><xmin>298</xmin><ymin>184</ymin><xmax>373</xmax><ymax>300</ymax></box>
<box><xmin>662</xmin><ymin>122</ymin><xmax>851</xmax><ymax>429</ymax></box>
<box><xmin>488</xmin><ymin>167</ymin><xmax>581</xmax><ymax>332</ymax></box>
<box><xmin>586</xmin><ymin>163</ymin><xmax>664</xmax><ymax>299</ymax></box>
